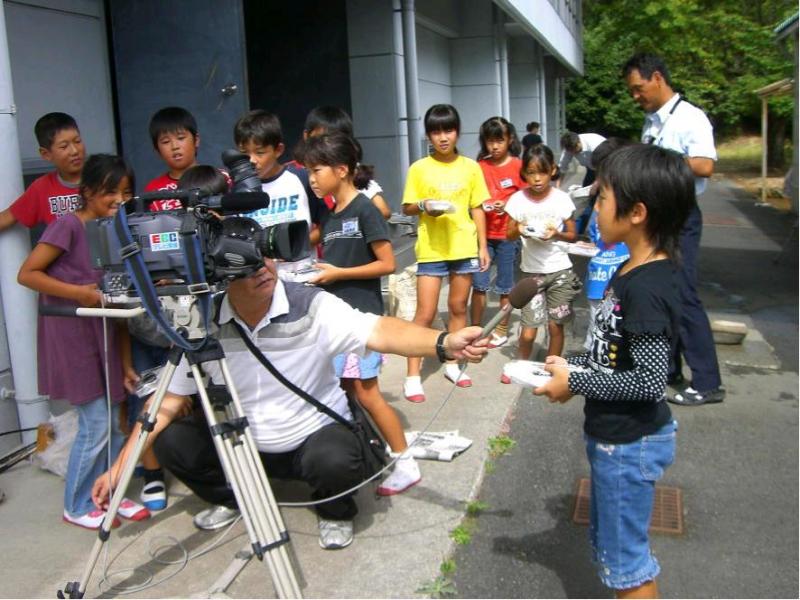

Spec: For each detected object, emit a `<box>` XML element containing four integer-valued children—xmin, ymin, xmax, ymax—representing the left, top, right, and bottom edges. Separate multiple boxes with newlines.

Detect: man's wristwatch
<box><xmin>417</xmin><ymin>200</ymin><xmax>427</xmax><ymax>214</ymax></box>
<box><xmin>436</xmin><ymin>331</ymin><xmax>452</xmax><ymax>362</ymax></box>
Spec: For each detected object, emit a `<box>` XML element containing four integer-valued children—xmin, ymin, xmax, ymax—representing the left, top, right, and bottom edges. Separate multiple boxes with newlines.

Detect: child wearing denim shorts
<box><xmin>535</xmin><ymin>144</ymin><xmax>693</xmax><ymax>597</ymax></box>
<box><xmin>471</xmin><ymin>117</ymin><xmax>526</xmax><ymax>348</ymax></box>
<box><xmin>504</xmin><ymin>144</ymin><xmax>580</xmax><ymax>365</ymax></box>
<box><xmin>401</xmin><ymin>104</ymin><xmax>490</xmax><ymax>402</ymax></box>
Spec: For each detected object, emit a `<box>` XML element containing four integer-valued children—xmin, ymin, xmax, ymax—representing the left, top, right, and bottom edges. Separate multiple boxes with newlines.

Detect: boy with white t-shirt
<box><xmin>234</xmin><ymin>109</ymin><xmax>326</xmax><ymax>278</ymax></box>
<box><xmin>503</xmin><ymin>144</ymin><xmax>582</xmax><ymax>365</ymax></box>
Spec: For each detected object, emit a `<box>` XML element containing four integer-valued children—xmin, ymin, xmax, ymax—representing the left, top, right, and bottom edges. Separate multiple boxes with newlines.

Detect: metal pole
<box><xmin>0</xmin><ymin>1</ymin><xmax>48</xmax><ymax>445</ymax></box>
<box><xmin>392</xmin><ymin>0</ymin><xmax>411</xmax><ymax>175</ymax></box>
<box><xmin>761</xmin><ymin>96</ymin><xmax>768</xmax><ymax>204</ymax></box>
<box><xmin>401</xmin><ymin>0</ymin><xmax>423</xmax><ymax>162</ymax></box>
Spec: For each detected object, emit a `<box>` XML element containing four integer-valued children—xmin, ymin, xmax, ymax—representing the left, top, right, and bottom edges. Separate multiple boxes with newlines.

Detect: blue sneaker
<box><xmin>140</xmin><ymin>480</ymin><xmax>167</xmax><ymax>511</ymax></box>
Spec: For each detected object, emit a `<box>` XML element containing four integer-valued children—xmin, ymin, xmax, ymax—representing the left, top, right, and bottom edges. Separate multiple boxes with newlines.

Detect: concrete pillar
<box><xmin>449</xmin><ymin>0</ymin><xmax>502</xmax><ymax>159</ymax></box>
<box><xmin>346</xmin><ymin>0</ymin><xmax>410</xmax><ymax>211</ymax></box>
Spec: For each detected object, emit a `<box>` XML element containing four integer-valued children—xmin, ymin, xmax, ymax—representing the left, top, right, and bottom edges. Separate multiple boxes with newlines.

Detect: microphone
<box><xmin>207</xmin><ymin>191</ymin><xmax>270</xmax><ymax>213</ymax></box>
<box><xmin>479</xmin><ymin>277</ymin><xmax>540</xmax><ymax>339</ymax></box>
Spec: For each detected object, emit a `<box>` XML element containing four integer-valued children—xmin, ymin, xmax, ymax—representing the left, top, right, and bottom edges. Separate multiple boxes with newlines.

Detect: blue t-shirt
<box><xmin>585</xmin><ymin>212</ymin><xmax>630</xmax><ymax>300</ymax></box>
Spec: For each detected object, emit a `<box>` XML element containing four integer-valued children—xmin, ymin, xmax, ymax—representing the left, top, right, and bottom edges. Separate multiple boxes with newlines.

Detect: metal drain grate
<box><xmin>571</xmin><ymin>478</ymin><xmax>684</xmax><ymax>535</ymax></box>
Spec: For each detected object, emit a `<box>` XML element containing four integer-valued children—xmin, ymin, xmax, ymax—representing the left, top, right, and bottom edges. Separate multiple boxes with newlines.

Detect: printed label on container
<box><xmin>149</xmin><ymin>232</ymin><xmax>180</xmax><ymax>252</ymax></box>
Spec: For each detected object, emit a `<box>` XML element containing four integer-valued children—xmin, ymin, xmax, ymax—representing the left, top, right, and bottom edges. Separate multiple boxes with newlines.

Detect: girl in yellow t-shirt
<box><xmin>401</xmin><ymin>104</ymin><xmax>490</xmax><ymax>402</ymax></box>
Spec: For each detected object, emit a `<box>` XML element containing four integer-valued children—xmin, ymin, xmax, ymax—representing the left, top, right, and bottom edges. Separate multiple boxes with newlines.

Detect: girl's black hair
<box><xmin>477</xmin><ymin>116</ymin><xmax>522</xmax><ymax>160</ymax></box>
<box><xmin>424</xmin><ymin>104</ymin><xmax>460</xmax><ymax>135</ymax></box>
<box><xmin>302</xmin><ymin>132</ymin><xmax>374</xmax><ymax>190</ymax></box>
<box><xmin>79</xmin><ymin>154</ymin><xmax>135</xmax><ymax>206</ymax></box>
<box><xmin>519</xmin><ymin>143</ymin><xmax>559</xmax><ymax>181</ymax></box>
<box><xmin>178</xmin><ymin>165</ymin><xmax>229</xmax><ymax>195</ymax></box>
<box><xmin>304</xmin><ymin>105</ymin><xmax>353</xmax><ymax>136</ymax></box>
<box><xmin>598</xmin><ymin>144</ymin><xmax>695</xmax><ymax>259</ymax></box>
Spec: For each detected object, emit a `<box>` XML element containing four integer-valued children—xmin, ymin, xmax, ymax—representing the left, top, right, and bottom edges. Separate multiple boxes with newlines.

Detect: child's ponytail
<box><xmin>303</xmin><ymin>132</ymin><xmax>375</xmax><ymax>190</ymax></box>
<box><xmin>477</xmin><ymin>116</ymin><xmax>522</xmax><ymax>160</ymax></box>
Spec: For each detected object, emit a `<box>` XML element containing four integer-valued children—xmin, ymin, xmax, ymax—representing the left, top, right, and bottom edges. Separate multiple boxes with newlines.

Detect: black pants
<box><xmin>669</xmin><ymin>205</ymin><xmax>722</xmax><ymax>391</ymax></box>
<box><xmin>153</xmin><ymin>409</ymin><xmax>366</xmax><ymax>520</ymax></box>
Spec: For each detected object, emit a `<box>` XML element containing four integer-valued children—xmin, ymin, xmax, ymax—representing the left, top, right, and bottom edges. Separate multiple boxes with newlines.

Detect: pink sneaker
<box><xmin>118</xmin><ymin>498</ymin><xmax>151</xmax><ymax>521</ymax></box>
<box><xmin>63</xmin><ymin>509</ymin><xmax>121</xmax><ymax>530</ymax></box>
<box><xmin>500</xmin><ymin>373</ymin><xmax>512</xmax><ymax>384</ymax></box>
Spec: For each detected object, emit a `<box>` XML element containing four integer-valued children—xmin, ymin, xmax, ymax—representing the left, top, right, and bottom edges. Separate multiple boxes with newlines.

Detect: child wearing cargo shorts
<box><xmin>503</xmin><ymin>144</ymin><xmax>580</xmax><ymax>371</ymax></box>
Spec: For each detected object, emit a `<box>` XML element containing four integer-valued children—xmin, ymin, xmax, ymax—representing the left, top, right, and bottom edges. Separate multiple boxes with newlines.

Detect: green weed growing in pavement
<box><xmin>440</xmin><ymin>559</ymin><xmax>456</xmax><ymax>576</ymax></box>
<box><xmin>416</xmin><ymin>575</ymin><xmax>457</xmax><ymax>598</ymax></box>
<box><xmin>466</xmin><ymin>500</ymin><xmax>489</xmax><ymax>516</ymax></box>
<box><xmin>450</xmin><ymin>521</ymin><xmax>473</xmax><ymax>545</ymax></box>
<box><xmin>488</xmin><ymin>434</ymin><xmax>516</xmax><ymax>459</ymax></box>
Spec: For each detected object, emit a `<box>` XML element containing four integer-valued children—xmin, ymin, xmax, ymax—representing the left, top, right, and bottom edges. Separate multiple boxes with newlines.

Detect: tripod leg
<box><xmin>217</xmin><ymin>359</ymin><xmax>306</xmax><ymax>590</ymax></box>
<box><xmin>189</xmin><ymin>363</ymin><xmax>302</xmax><ymax>599</ymax></box>
<box><xmin>59</xmin><ymin>350</ymin><xmax>183</xmax><ymax>599</ymax></box>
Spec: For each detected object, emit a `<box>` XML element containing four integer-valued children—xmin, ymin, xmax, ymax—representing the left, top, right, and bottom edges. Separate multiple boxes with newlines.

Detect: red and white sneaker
<box><xmin>117</xmin><ymin>498</ymin><xmax>151</xmax><ymax>521</ymax></box>
<box><xmin>500</xmin><ymin>373</ymin><xmax>512</xmax><ymax>384</ymax></box>
<box><xmin>377</xmin><ymin>456</ymin><xmax>421</xmax><ymax>496</ymax></box>
<box><xmin>403</xmin><ymin>376</ymin><xmax>426</xmax><ymax>403</ymax></box>
<box><xmin>63</xmin><ymin>509</ymin><xmax>121</xmax><ymax>530</ymax></box>
<box><xmin>444</xmin><ymin>364</ymin><xmax>472</xmax><ymax>388</ymax></box>
<box><xmin>488</xmin><ymin>332</ymin><xmax>508</xmax><ymax>349</ymax></box>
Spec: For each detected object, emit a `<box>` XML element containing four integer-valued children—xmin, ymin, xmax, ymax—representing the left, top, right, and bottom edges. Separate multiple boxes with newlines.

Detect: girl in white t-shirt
<box><xmin>504</xmin><ymin>144</ymin><xmax>581</xmax><ymax>367</ymax></box>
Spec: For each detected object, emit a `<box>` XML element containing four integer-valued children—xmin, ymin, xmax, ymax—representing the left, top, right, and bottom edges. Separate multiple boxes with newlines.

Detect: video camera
<box><xmin>87</xmin><ymin>149</ymin><xmax>310</xmax><ymax>296</ymax></box>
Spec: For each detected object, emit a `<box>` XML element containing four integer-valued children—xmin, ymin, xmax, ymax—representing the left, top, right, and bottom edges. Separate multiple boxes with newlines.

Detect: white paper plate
<box><xmin>427</xmin><ymin>200</ymin><xmax>457</xmax><ymax>213</ymax></box>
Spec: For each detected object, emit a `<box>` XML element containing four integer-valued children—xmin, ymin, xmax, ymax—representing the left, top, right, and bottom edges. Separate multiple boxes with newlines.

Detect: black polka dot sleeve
<box><xmin>567</xmin><ymin>333</ymin><xmax>669</xmax><ymax>402</ymax></box>
<box><xmin>566</xmin><ymin>352</ymin><xmax>589</xmax><ymax>367</ymax></box>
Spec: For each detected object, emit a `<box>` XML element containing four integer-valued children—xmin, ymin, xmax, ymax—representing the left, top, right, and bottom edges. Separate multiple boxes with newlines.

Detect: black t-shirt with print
<box><xmin>582</xmin><ymin>259</ymin><xmax>680</xmax><ymax>442</ymax></box>
<box><xmin>321</xmin><ymin>193</ymin><xmax>390</xmax><ymax>315</ymax></box>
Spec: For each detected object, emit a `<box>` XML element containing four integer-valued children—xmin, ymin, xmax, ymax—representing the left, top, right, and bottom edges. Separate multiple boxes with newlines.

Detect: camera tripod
<box><xmin>57</xmin><ymin>321</ymin><xmax>303</xmax><ymax>598</ymax></box>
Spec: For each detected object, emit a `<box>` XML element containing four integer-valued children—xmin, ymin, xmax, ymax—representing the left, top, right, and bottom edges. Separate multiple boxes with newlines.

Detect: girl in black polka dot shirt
<box><xmin>535</xmin><ymin>144</ymin><xmax>695</xmax><ymax>596</ymax></box>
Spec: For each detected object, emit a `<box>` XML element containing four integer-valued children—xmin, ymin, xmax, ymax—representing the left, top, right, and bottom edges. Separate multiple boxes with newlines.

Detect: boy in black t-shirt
<box><xmin>535</xmin><ymin>145</ymin><xmax>694</xmax><ymax>598</ymax></box>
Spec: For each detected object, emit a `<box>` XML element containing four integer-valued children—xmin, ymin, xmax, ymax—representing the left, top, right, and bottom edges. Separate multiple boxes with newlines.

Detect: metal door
<box><xmin>109</xmin><ymin>0</ymin><xmax>249</xmax><ymax>186</ymax></box>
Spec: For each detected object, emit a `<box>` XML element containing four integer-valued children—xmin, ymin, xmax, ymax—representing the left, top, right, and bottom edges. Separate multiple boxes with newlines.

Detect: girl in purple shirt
<box><xmin>18</xmin><ymin>154</ymin><xmax>149</xmax><ymax>529</ymax></box>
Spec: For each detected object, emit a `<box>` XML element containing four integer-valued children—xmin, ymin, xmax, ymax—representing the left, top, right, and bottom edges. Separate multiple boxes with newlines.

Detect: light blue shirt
<box><xmin>642</xmin><ymin>93</ymin><xmax>717</xmax><ymax>196</ymax></box>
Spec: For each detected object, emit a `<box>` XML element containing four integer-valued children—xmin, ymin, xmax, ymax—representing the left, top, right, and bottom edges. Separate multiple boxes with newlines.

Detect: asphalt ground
<box><xmin>451</xmin><ymin>175</ymin><xmax>799</xmax><ymax>598</ymax></box>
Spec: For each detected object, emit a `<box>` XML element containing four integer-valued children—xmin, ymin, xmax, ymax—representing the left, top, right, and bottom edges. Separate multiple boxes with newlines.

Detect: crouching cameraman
<box><xmin>92</xmin><ymin>257</ymin><xmax>487</xmax><ymax>550</ymax></box>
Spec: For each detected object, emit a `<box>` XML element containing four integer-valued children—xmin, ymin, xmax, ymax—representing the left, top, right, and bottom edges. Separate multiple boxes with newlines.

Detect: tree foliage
<box><xmin>566</xmin><ymin>0</ymin><xmax>796</xmax><ymax>141</ymax></box>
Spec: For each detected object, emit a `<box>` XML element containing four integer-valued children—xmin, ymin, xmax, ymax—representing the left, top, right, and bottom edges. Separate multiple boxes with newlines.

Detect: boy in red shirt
<box><xmin>143</xmin><ymin>107</ymin><xmax>200</xmax><ymax>210</ymax></box>
<box><xmin>0</xmin><ymin>112</ymin><xmax>85</xmax><ymax>231</ymax></box>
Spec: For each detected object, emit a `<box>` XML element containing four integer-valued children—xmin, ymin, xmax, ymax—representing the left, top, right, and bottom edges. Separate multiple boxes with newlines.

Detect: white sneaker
<box><xmin>140</xmin><ymin>480</ymin><xmax>167</xmax><ymax>511</ymax></box>
<box><xmin>444</xmin><ymin>363</ymin><xmax>472</xmax><ymax>388</ymax></box>
<box><xmin>318</xmin><ymin>518</ymin><xmax>354</xmax><ymax>549</ymax></box>
<box><xmin>193</xmin><ymin>505</ymin><xmax>240</xmax><ymax>530</ymax></box>
<box><xmin>403</xmin><ymin>376</ymin><xmax>425</xmax><ymax>403</ymax></box>
<box><xmin>377</xmin><ymin>455</ymin><xmax>421</xmax><ymax>496</ymax></box>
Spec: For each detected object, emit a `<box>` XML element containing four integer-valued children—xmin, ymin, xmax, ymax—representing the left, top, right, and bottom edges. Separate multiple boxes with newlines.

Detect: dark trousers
<box><xmin>153</xmin><ymin>409</ymin><xmax>365</xmax><ymax>520</ymax></box>
<box><xmin>669</xmin><ymin>205</ymin><xmax>722</xmax><ymax>391</ymax></box>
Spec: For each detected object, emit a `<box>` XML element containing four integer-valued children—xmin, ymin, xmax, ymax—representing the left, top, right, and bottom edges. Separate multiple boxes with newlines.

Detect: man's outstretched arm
<box><xmin>366</xmin><ymin>316</ymin><xmax>488</xmax><ymax>363</ymax></box>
